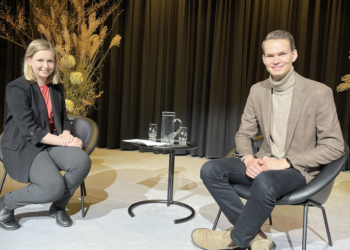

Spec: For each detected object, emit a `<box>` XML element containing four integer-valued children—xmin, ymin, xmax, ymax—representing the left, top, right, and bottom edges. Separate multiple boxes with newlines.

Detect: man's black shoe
<box><xmin>0</xmin><ymin>206</ymin><xmax>20</xmax><ymax>230</ymax></box>
<box><xmin>49</xmin><ymin>203</ymin><xmax>73</xmax><ymax>227</ymax></box>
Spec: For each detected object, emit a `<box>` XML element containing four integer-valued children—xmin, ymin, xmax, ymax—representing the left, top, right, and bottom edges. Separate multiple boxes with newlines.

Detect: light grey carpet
<box><xmin>0</xmin><ymin>148</ymin><xmax>349</xmax><ymax>249</ymax></box>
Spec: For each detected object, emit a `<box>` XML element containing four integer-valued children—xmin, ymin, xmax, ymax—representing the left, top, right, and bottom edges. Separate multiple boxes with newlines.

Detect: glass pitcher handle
<box><xmin>173</xmin><ymin>118</ymin><xmax>182</xmax><ymax>137</ymax></box>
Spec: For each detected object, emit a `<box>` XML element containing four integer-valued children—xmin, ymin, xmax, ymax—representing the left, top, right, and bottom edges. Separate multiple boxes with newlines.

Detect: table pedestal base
<box><xmin>128</xmin><ymin>200</ymin><xmax>195</xmax><ymax>224</ymax></box>
<box><xmin>128</xmin><ymin>143</ymin><xmax>198</xmax><ymax>224</ymax></box>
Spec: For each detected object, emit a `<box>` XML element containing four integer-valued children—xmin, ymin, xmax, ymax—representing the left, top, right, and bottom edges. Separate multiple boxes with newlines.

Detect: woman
<box><xmin>0</xmin><ymin>39</ymin><xmax>91</xmax><ymax>230</ymax></box>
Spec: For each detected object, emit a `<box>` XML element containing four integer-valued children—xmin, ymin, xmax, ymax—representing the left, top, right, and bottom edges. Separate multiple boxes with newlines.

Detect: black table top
<box><xmin>132</xmin><ymin>140</ymin><xmax>198</xmax><ymax>151</ymax></box>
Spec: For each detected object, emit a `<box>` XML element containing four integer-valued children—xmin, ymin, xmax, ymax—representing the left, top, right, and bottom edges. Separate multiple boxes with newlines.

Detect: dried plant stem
<box><xmin>106</xmin><ymin>10</ymin><xmax>123</xmax><ymax>38</ymax></box>
<box><xmin>85</xmin><ymin>48</ymin><xmax>112</xmax><ymax>85</ymax></box>
<box><xmin>337</xmin><ymin>53</ymin><xmax>350</xmax><ymax>92</ymax></box>
<box><xmin>0</xmin><ymin>35</ymin><xmax>26</xmax><ymax>48</ymax></box>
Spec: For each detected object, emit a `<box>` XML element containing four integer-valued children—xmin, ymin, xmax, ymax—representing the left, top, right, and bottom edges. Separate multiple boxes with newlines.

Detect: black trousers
<box><xmin>200</xmin><ymin>157</ymin><xmax>306</xmax><ymax>248</ymax></box>
<box><xmin>4</xmin><ymin>146</ymin><xmax>91</xmax><ymax>210</ymax></box>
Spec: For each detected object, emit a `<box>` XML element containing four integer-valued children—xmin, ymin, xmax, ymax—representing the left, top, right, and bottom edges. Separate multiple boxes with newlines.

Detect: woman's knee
<box><xmin>38</xmin><ymin>178</ymin><xmax>66</xmax><ymax>203</ymax></box>
<box><xmin>67</xmin><ymin>149</ymin><xmax>91</xmax><ymax>172</ymax></box>
<box><xmin>79</xmin><ymin>151</ymin><xmax>91</xmax><ymax>173</ymax></box>
<box><xmin>69</xmin><ymin>150</ymin><xmax>91</xmax><ymax>179</ymax></box>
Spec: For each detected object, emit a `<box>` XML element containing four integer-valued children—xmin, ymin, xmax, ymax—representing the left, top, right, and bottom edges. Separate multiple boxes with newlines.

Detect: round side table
<box><xmin>127</xmin><ymin>140</ymin><xmax>198</xmax><ymax>224</ymax></box>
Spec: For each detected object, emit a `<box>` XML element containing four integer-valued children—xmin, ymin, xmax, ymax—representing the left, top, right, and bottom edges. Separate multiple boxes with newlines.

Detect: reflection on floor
<box><xmin>0</xmin><ymin>148</ymin><xmax>349</xmax><ymax>250</ymax></box>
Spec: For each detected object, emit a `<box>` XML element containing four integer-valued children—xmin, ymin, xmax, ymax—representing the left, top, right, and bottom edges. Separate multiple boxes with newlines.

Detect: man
<box><xmin>191</xmin><ymin>30</ymin><xmax>344</xmax><ymax>250</ymax></box>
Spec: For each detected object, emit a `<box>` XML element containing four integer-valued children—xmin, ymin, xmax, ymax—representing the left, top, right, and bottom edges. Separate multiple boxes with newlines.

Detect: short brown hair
<box><xmin>262</xmin><ymin>30</ymin><xmax>296</xmax><ymax>54</ymax></box>
<box><xmin>23</xmin><ymin>39</ymin><xmax>59</xmax><ymax>84</ymax></box>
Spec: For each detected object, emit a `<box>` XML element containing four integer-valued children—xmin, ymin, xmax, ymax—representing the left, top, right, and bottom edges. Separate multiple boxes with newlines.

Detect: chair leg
<box><xmin>269</xmin><ymin>215</ymin><xmax>272</xmax><ymax>225</ymax></box>
<box><xmin>80</xmin><ymin>183</ymin><xmax>85</xmax><ymax>218</ymax></box>
<box><xmin>82</xmin><ymin>181</ymin><xmax>87</xmax><ymax>196</ymax></box>
<box><xmin>309</xmin><ymin>201</ymin><xmax>332</xmax><ymax>246</ymax></box>
<box><xmin>212</xmin><ymin>208</ymin><xmax>222</xmax><ymax>230</ymax></box>
<box><xmin>0</xmin><ymin>171</ymin><xmax>7</xmax><ymax>195</ymax></box>
<box><xmin>302</xmin><ymin>202</ymin><xmax>310</xmax><ymax>250</ymax></box>
<box><xmin>320</xmin><ymin>206</ymin><xmax>332</xmax><ymax>246</ymax></box>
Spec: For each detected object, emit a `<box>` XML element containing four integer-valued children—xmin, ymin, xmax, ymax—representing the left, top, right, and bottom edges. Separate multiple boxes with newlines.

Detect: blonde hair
<box><xmin>23</xmin><ymin>39</ymin><xmax>59</xmax><ymax>84</ymax></box>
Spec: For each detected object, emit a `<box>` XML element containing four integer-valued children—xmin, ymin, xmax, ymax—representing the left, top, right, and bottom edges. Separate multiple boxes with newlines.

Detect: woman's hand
<box><xmin>67</xmin><ymin>137</ymin><xmax>83</xmax><ymax>149</ymax></box>
<box><xmin>59</xmin><ymin>130</ymin><xmax>74</xmax><ymax>146</ymax></box>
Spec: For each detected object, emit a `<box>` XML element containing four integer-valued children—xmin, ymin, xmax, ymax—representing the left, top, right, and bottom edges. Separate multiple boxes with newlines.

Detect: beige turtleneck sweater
<box><xmin>269</xmin><ymin>67</ymin><xmax>295</xmax><ymax>159</ymax></box>
<box><xmin>241</xmin><ymin>67</ymin><xmax>295</xmax><ymax>161</ymax></box>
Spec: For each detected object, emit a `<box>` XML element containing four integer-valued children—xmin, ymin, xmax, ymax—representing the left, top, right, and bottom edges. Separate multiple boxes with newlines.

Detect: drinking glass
<box><xmin>149</xmin><ymin>123</ymin><xmax>157</xmax><ymax>141</ymax></box>
<box><xmin>178</xmin><ymin>127</ymin><xmax>187</xmax><ymax>145</ymax></box>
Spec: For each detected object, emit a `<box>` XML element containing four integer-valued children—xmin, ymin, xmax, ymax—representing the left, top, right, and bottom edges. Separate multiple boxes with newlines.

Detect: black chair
<box><xmin>0</xmin><ymin>115</ymin><xmax>99</xmax><ymax>218</ymax></box>
<box><xmin>212</xmin><ymin>135</ymin><xmax>349</xmax><ymax>250</ymax></box>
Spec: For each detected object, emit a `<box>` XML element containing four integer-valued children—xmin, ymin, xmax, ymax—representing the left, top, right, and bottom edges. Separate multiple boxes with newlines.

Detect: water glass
<box><xmin>178</xmin><ymin>127</ymin><xmax>187</xmax><ymax>145</ymax></box>
<box><xmin>149</xmin><ymin>123</ymin><xmax>157</xmax><ymax>141</ymax></box>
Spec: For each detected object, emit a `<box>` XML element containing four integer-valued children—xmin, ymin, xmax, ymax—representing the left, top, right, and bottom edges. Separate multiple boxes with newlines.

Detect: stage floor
<box><xmin>0</xmin><ymin>148</ymin><xmax>349</xmax><ymax>250</ymax></box>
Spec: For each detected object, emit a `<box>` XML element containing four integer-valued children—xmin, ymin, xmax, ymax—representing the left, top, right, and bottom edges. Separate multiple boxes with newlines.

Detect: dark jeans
<box><xmin>200</xmin><ymin>157</ymin><xmax>306</xmax><ymax>248</ymax></box>
<box><xmin>4</xmin><ymin>146</ymin><xmax>91</xmax><ymax>210</ymax></box>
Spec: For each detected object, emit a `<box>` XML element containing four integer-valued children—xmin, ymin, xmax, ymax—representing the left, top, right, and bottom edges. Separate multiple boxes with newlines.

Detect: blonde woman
<box><xmin>0</xmin><ymin>39</ymin><xmax>91</xmax><ymax>230</ymax></box>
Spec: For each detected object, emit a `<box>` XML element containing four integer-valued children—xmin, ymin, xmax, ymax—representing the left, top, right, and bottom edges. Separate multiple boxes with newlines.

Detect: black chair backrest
<box><xmin>252</xmin><ymin>135</ymin><xmax>264</xmax><ymax>153</ymax></box>
<box><xmin>68</xmin><ymin>115</ymin><xmax>99</xmax><ymax>156</ymax></box>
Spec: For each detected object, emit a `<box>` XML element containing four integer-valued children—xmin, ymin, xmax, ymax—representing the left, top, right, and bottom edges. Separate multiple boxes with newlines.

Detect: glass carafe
<box><xmin>161</xmin><ymin>111</ymin><xmax>182</xmax><ymax>144</ymax></box>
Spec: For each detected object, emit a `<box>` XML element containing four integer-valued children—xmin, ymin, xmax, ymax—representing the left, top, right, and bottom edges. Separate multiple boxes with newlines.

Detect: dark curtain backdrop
<box><xmin>1</xmin><ymin>0</ymin><xmax>350</xmax><ymax>159</ymax></box>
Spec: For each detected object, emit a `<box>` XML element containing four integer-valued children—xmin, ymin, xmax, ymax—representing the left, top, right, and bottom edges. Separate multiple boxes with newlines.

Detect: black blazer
<box><xmin>1</xmin><ymin>76</ymin><xmax>71</xmax><ymax>183</ymax></box>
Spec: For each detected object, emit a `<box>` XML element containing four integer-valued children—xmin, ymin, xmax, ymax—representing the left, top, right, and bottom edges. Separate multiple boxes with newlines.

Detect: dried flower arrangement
<box><xmin>337</xmin><ymin>52</ymin><xmax>350</xmax><ymax>92</ymax></box>
<box><xmin>0</xmin><ymin>0</ymin><xmax>122</xmax><ymax>116</ymax></box>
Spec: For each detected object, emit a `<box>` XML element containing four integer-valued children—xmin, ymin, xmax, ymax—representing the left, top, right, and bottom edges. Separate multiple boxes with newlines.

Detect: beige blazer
<box><xmin>235</xmin><ymin>72</ymin><xmax>344</xmax><ymax>183</ymax></box>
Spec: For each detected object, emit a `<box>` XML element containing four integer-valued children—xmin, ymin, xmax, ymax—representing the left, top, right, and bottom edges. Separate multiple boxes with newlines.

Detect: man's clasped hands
<box><xmin>244</xmin><ymin>156</ymin><xmax>290</xmax><ymax>179</ymax></box>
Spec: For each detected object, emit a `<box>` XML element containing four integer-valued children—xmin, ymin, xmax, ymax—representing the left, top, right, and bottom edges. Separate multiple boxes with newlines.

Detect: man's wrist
<box><xmin>243</xmin><ymin>155</ymin><xmax>255</xmax><ymax>165</ymax></box>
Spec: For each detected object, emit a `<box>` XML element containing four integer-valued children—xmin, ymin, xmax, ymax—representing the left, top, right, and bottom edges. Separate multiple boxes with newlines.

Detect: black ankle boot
<box><xmin>0</xmin><ymin>206</ymin><xmax>20</xmax><ymax>230</ymax></box>
<box><xmin>49</xmin><ymin>203</ymin><xmax>72</xmax><ymax>227</ymax></box>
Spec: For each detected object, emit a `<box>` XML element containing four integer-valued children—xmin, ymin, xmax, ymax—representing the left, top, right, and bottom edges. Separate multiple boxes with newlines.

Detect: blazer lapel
<box><xmin>49</xmin><ymin>85</ymin><xmax>63</xmax><ymax>134</ymax></box>
<box><xmin>261</xmin><ymin>79</ymin><xmax>272</xmax><ymax>147</ymax></box>
<box><xmin>32</xmin><ymin>83</ymin><xmax>50</xmax><ymax>131</ymax></box>
<box><xmin>285</xmin><ymin>73</ymin><xmax>306</xmax><ymax>153</ymax></box>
